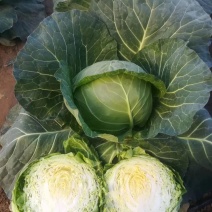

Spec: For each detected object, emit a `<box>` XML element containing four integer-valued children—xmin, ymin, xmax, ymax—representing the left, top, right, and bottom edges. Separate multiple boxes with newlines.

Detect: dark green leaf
<box><xmin>177</xmin><ymin>109</ymin><xmax>212</xmax><ymax>171</ymax></box>
<box><xmin>133</xmin><ymin>39</ymin><xmax>212</xmax><ymax>137</ymax></box>
<box><xmin>14</xmin><ymin>10</ymin><xmax>117</xmax><ymax>125</ymax></box>
<box><xmin>133</xmin><ymin>135</ymin><xmax>189</xmax><ymax>177</ymax></box>
<box><xmin>53</xmin><ymin>0</ymin><xmax>91</xmax><ymax>11</ymax></box>
<box><xmin>196</xmin><ymin>0</ymin><xmax>212</xmax><ymax>15</ymax></box>
<box><xmin>0</xmin><ymin>0</ymin><xmax>46</xmax><ymax>44</ymax></box>
<box><xmin>91</xmin><ymin>0</ymin><xmax>212</xmax><ymax>66</ymax></box>
<box><xmin>0</xmin><ymin>5</ymin><xmax>17</xmax><ymax>33</ymax></box>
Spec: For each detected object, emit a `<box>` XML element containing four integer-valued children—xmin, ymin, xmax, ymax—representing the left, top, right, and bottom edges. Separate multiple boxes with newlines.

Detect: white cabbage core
<box><xmin>23</xmin><ymin>154</ymin><xmax>100</xmax><ymax>212</ymax></box>
<box><xmin>104</xmin><ymin>155</ymin><xmax>183</xmax><ymax>212</ymax></box>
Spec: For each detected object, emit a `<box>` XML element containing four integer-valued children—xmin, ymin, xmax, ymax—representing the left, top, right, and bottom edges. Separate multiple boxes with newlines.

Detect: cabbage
<box><xmin>104</xmin><ymin>155</ymin><xmax>185</xmax><ymax>212</ymax></box>
<box><xmin>0</xmin><ymin>0</ymin><xmax>211</xmax><ymax>205</ymax></box>
<box><xmin>73</xmin><ymin>61</ymin><xmax>158</xmax><ymax>136</ymax></box>
<box><xmin>11</xmin><ymin>153</ymin><xmax>102</xmax><ymax>212</ymax></box>
<box><xmin>14</xmin><ymin>3</ymin><xmax>212</xmax><ymax>141</ymax></box>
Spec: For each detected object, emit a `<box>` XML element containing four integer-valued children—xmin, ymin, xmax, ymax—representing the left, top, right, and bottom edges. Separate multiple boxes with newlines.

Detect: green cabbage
<box><xmin>74</xmin><ymin>73</ymin><xmax>152</xmax><ymax>135</ymax></box>
<box><xmin>14</xmin><ymin>8</ymin><xmax>212</xmax><ymax>141</ymax></box>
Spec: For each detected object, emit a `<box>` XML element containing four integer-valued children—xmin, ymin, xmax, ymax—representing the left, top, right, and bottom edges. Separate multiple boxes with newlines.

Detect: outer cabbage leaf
<box><xmin>0</xmin><ymin>5</ymin><xmax>17</xmax><ymax>33</ymax></box>
<box><xmin>139</xmin><ymin>109</ymin><xmax>212</xmax><ymax>200</ymax></box>
<box><xmin>0</xmin><ymin>0</ymin><xmax>46</xmax><ymax>45</ymax></box>
<box><xmin>133</xmin><ymin>136</ymin><xmax>189</xmax><ymax>177</ymax></box>
<box><xmin>91</xmin><ymin>0</ymin><xmax>212</xmax><ymax>67</ymax></box>
<box><xmin>53</xmin><ymin>0</ymin><xmax>91</xmax><ymax>11</ymax></box>
<box><xmin>196</xmin><ymin>0</ymin><xmax>212</xmax><ymax>15</ymax></box>
<box><xmin>14</xmin><ymin>10</ymin><xmax>117</xmax><ymax>125</ymax></box>
<box><xmin>0</xmin><ymin>111</ymin><xmax>73</xmax><ymax>198</ymax></box>
<box><xmin>177</xmin><ymin>109</ymin><xmax>212</xmax><ymax>171</ymax></box>
<box><xmin>133</xmin><ymin>38</ymin><xmax>212</xmax><ymax>137</ymax></box>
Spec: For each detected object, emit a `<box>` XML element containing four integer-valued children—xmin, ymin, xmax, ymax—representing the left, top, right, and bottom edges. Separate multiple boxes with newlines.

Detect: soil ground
<box><xmin>0</xmin><ymin>43</ymin><xmax>23</xmax><ymax>131</ymax></box>
<box><xmin>0</xmin><ymin>188</ymin><xmax>10</xmax><ymax>212</ymax></box>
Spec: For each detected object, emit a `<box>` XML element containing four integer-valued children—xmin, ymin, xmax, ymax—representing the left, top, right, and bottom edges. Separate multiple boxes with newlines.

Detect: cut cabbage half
<box><xmin>104</xmin><ymin>155</ymin><xmax>185</xmax><ymax>212</ymax></box>
<box><xmin>12</xmin><ymin>153</ymin><xmax>101</xmax><ymax>212</ymax></box>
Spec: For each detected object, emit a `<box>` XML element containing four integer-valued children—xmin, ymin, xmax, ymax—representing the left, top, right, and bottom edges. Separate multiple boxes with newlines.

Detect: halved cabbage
<box><xmin>104</xmin><ymin>155</ymin><xmax>185</xmax><ymax>212</ymax></box>
<box><xmin>12</xmin><ymin>153</ymin><xmax>102</xmax><ymax>212</ymax></box>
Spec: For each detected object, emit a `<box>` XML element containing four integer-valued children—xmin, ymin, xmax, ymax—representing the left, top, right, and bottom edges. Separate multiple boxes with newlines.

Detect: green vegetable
<box><xmin>12</xmin><ymin>153</ymin><xmax>102</xmax><ymax>212</ymax></box>
<box><xmin>11</xmin><ymin>145</ymin><xmax>185</xmax><ymax>212</ymax></box>
<box><xmin>73</xmin><ymin>60</ymin><xmax>163</xmax><ymax>136</ymax></box>
<box><xmin>0</xmin><ymin>0</ymin><xmax>212</xmax><ymax>203</ymax></box>
<box><xmin>104</xmin><ymin>155</ymin><xmax>185</xmax><ymax>212</ymax></box>
<box><xmin>14</xmin><ymin>1</ymin><xmax>212</xmax><ymax>141</ymax></box>
<box><xmin>74</xmin><ymin>72</ymin><xmax>152</xmax><ymax>135</ymax></box>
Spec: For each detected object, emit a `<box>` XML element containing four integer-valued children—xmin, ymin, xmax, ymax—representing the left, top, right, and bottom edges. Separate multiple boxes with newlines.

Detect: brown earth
<box><xmin>0</xmin><ymin>188</ymin><xmax>10</xmax><ymax>212</ymax></box>
<box><xmin>0</xmin><ymin>43</ymin><xmax>23</xmax><ymax>130</ymax></box>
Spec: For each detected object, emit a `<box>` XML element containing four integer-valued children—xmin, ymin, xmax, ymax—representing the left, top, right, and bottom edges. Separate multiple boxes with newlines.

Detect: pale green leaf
<box><xmin>57</xmin><ymin>60</ymin><xmax>165</xmax><ymax>141</ymax></box>
<box><xmin>91</xmin><ymin>138</ymin><xmax>129</xmax><ymax>164</ymax></box>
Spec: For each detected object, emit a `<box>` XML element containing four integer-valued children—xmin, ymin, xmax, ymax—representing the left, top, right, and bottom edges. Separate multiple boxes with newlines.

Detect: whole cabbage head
<box><xmin>73</xmin><ymin>60</ymin><xmax>165</xmax><ymax>137</ymax></box>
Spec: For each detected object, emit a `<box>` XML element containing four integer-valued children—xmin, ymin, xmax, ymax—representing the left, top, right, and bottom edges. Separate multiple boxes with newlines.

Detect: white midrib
<box><xmin>138</xmin><ymin>7</ymin><xmax>154</xmax><ymax>51</ymax></box>
<box><xmin>119</xmin><ymin>80</ymin><xmax>133</xmax><ymax>129</ymax></box>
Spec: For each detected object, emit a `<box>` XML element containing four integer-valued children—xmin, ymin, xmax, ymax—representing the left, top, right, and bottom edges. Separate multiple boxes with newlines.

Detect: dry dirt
<box><xmin>0</xmin><ymin>43</ymin><xmax>23</xmax><ymax>129</ymax></box>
